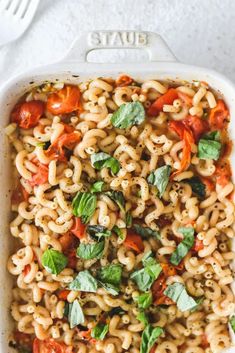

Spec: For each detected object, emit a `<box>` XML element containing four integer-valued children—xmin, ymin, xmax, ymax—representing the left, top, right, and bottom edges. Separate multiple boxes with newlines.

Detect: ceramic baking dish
<box><xmin>0</xmin><ymin>30</ymin><xmax>235</xmax><ymax>353</ymax></box>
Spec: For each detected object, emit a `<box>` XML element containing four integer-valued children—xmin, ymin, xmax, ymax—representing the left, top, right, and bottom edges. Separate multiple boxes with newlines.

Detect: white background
<box><xmin>0</xmin><ymin>0</ymin><xmax>235</xmax><ymax>85</ymax></box>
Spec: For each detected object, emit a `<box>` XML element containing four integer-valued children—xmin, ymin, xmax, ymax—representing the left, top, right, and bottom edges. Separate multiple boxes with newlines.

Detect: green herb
<box><xmin>91</xmin><ymin>152</ymin><xmax>120</xmax><ymax>175</ymax></box>
<box><xmin>97</xmin><ymin>264</ymin><xmax>122</xmax><ymax>296</ymax></box>
<box><xmin>77</xmin><ymin>240</ymin><xmax>105</xmax><ymax>260</ymax></box>
<box><xmin>125</xmin><ymin>212</ymin><xmax>132</xmax><ymax>227</ymax></box>
<box><xmin>105</xmin><ymin>191</ymin><xmax>125</xmax><ymax>212</ymax></box>
<box><xmin>183</xmin><ymin>176</ymin><xmax>206</xmax><ymax>198</ymax></box>
<box><xmin>140</xmin><ymin>325</ymin><xmax>164</xmax><ymax>353</ymax></box>
<box><xmin>229</xmin><ymin>315</ymin><xmax>235</xmax><ymax>332</ymax></box>
<box><xmin>112</xmin><ymin>225</ymin><xmax>126</xmax><ymax>240</ymax></box>
<box><xmin>98</xmin><ymin>282</ymin><xmax>119</xmax><ymax>296</ymax></box>
<box><xmin>86</xmin><ymin>225</ymin><xmax>112</xmax><ymax>240</ymax></box>
<box><xmin>164</xmin><ymin>283</ymin><xmax>198</xmax><ymax>312</ymax></box>
<box><xmin>147</xmin><ymin>165</ymin><xmax>171</xmax><ymax>197</ymax></box>
<box><xmin>72</xmin><ymin>192</ymin><xmax>97</xmax><ymax>224</ymax></box>
<box><xmin>131</xmin><ymin>255</ymin><xmax>162</xmax><ymax>292</ymax></box>
<box><xmin>136</xmin><ymin>292</ymin><xmax>152</xmax><ymax>309</ymax></box>
<box><xmin>198</xmin><ymin>131</ymin><xmax>221</xmax><ymax>160</ymax></box>
<box><xmin>68</xmin><ymin>299</ymin><xmax>85</xmax><ymax>328</ymax></box>
<box><xmin>170</xmin><ymin>227</ymin><xmax>195</xmax><ymax>266</ymax></box>
<box><xmin>133</xmin><ymin>224</ymin><xmax>161</xmax><ymax>240</ymax></box>
<box><xmin>42</xmin><ymin>249</ymin><xmax>68</xmax><ymax>275</ymax></box>
<box><xmin>91</xmin><ymin>181</ymin><xmax>105</xmax><ymax>193</ymax></box>
<box><xmin>136</xmin><ymin>311</ymin><xmax>149</xmax><ymax>327</ymax></box>
<box><xmin>111</xmin><ymin>101</ymin><xmax>145</xmax><ymax>129</ymax></box>
<box><xmin>69</xmin><ymin>270</ymin><xmax>98</xmax><ymax>292</ymax></box>
<box><xmin>91</xmin><ymin>323</ymin><xmax>109</xmax><ymax>340</ymax></box>
<box><xmin>190</xmin><ymin>297</ymin><xmax>204</xmax><ymax>312</ymax></box>
<box><xmin>108</xmin><ymin>307</ymin><xmax>125</xmax><ymax>316</ymax></box>
<box><xmin>36</xmin><ymin>141</ymin><xmax>51</xmax><ymax>150</ymax></box>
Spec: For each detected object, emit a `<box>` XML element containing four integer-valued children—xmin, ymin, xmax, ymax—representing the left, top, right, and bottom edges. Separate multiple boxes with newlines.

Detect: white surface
<box><xmin>0</xmin><ymin>0</ymin><xmax>235</xmax><ymax>85</ymax></box>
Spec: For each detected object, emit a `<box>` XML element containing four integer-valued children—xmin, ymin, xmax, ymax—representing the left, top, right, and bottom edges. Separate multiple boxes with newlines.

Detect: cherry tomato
<box><xmin>70</xmin><ymin>217</ymin><xmax>86</xmax><ymax>239</ymax></box>
<box><xmin>209</xmin><ymin>99</ymin><xmax>229</xmax><ymax>130</ymax></box>
<box><xmin>11</xmin><ymin>100</ymin><xmax>44</xmax><ymax>129</ymax></box>
<box><xmin>46</xmin><ymin>85</ymin><xmax>81</xmax><ymax>115</ymax></box>
<box><xmin>148</xmin><ymin>88</ymin><xmax>178</xmax><ymax>116</ymax></box>
<box><xmin>29</xmin><ymin>162</ymin><xmax>49</xmax><ymax>187</ymax></box>
<box><xmin>124</xmin><ymin>232</ymin><xmax>144</xmax><ymax>253</ymax></box>
<box><xmin>183</xmin><ymin>115</ymin><xmax>209</xmax><ymax>142</ymax></box>
<box><xmin>116</xmin><ymin>75</ymin><xmax>133</xmax><ymax>87</ymax></box>
<box><xmin>33</xmin><ymin>338</ymin><xmax>73</xmax><ymax>353</ymax></box>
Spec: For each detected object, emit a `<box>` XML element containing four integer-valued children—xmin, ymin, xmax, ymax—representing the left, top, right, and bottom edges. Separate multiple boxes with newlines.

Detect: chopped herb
<box><xmin>125</xmin><ymin>211</ymin><xmax>132</xmax><ymax>227</ymax></box>
<box><xmin>105</xmin><ymin>191</ymin><xmax>125</xmax><ymax>212</ymax></box>
<box><xmin>68</xmin><ymin>270</ymin><xmax>98</xmax><ymax>292</ymax></box>
<box><xmin>183</xmin><ymin>176</ymin><xmax>206</xmax><ymax>199</ymax></box>
<box><xmin>136</xmin><ymin>311</ymin><xmax>149</xmax><ymax>327</ymax></box>
<box><xmin>133</xmin><ymin>224</ymin><xmax>161</xmax><ymax>240</ymax></box>
<box><xmin>140</xmin><ymin>325</ymin><xmax>164</xmax><ymax>353</ymax></box>
<box><xmin>111</xmin><ymin>101</ymin><xmax>145</xmax><ymax>129</ymax></box>
<box><xmin>170</xmin><ymin>227</ymin><xmax>195</xmax><ymax>266</ymax></box>
<box><xmin>91</xmin><ymin>323</ymin><xmax>109</xmax><ymax>340</ymax></box>
<box><xmin>91</xmin><ymin>181</ymin><xmax>105</xmax><ymax>193</ymax></box>
<box><xmin>112</xmin><ymin>225</ymin><xmax>126</xmax><ymax>240</ymax></box>
<box><xmin>131</xmin><ymin>255</ymin><xmax>162</xmax><ymax>292</ymax></box>
<box><xmin>135</xmin><ymin>292</ymin><xmax>152</xmax><ymax>309</ymax></box>
<box><xmin>42</xmin><ymin>249</ymin><xmax>68</xmax><ymax>275</ymax></box>
<box><xmin>77</xmin><ymin>240</ymin><xmax>105</xmax><ymax>260</ymax></box>
<box><xmin>230</xmin><ymin>315</ymin><xmax>235</xmax><ymax>332</ymax></box>
<box><xmin>86</xmin><ymin>225</ymin><xmax>112</xmax><ymax>240</ymax></box>
<box><xmin>68</xmin><ymin>300</ymin><xmax>85</xmax><ymax>328</ymax></box>
<box><xmin>91</xmin><ymin>152</ymin><xmax>120</xmax><ymax>175</ymax></box>
<box><xmin>164</xmin><ymin>283</ymin><xmax>198</xmax><ymax>312</ymax></box>
<box><xmin>72</xmin><ymin>192</ymin><xmax>97</xmax><ymax>224</ymax></box>
<box><xmin>147</xmin><ymin>165</ymin><xmax>171</xmax><ymax>197</ymax></box>
<box><xmin>198</xmin><ymin>131</ymin><xmax>221</xmax><ymax>160</ymax></box>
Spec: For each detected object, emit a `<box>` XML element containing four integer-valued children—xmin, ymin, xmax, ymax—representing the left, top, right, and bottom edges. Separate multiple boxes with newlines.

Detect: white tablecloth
<box><xmin>0</xmin><ymin>0</ymin><xmax>235</xmax><ymax>86</ymax></box>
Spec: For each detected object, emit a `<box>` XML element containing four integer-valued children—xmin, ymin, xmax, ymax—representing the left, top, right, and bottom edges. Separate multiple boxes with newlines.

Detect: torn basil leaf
<box><xmin>68</xmin><ymin>270</ymin><xmax>98</xmax><ymax>292</ymax></box>
<box><xmin>190</xmin><ymin>297</ymin><xmax>204</xmax><ymax>312</ymax></box>
<box><xmin>137</xmin><ymin>311</ymin><xmax>149</xmax><ymax>327</ymax></box>
<box><xmin>131</xmin><ymin>255</ymin><xmax>162</xmax><ymax>292</ymax></box>
<box><xmin>133</xmin><ymin>224</ymin><xmax>161</xmax><ymax>240</ymax></box>
<box><xmin>97</xmin><ymin>264</ymin><xmax>122</xmax><ymax>296</ymax></box>
<box><xmin>164</xmin><ymin>283</ymin><xmax>198</xmax><ymax>312</ymax></box>
<box><xmin>111</xmin><ymin>101</ymin><xmax>145</xmax><ymax>129</ymax></box>
<box><xmin>77</xmin><ymin>240</ymin><xmax>105</xmax><ymax>260</ymax></box>
<box><xmin>91</xmin><ymin>181</ymin><xmax>105</xmax><ymax>193</ymax></box>
<box><xmin>170</xmin><ymin>227</ymin><xmax>195</xmax><ymax>266</ymax></box>
<box><xmin>147</xmin><ymin>165</ymin><xmax>171</xmax><ymax>197</ymax></box>
<box><xmin>140</xmin><ymin>325</ymin><xmax>164</xmax><ymax>353</ymax></box>
<box><xmin>112</xmin><ymin>225</ymin><xmax>126</xmax><ymax>240</ymax></box>
<box><xmin>91</xmin><ymin>152</ymin><xmax>120</xmax><ymax>175</ymax></box>
<box><xmin>136</xmin><ymin>292</ymin><xmax>152</xmax><ymax>309</ymax></box>
<box><xmin>42</xmin><ymin>249</ymin><xmax>68</xmax><ymax>275</ymax></box>
<box><xmin>86</xmin><ymin>225</ymin><xmax>112</xmax><ymax>240</ymax></box>
<box><xmin>125</xmin><ymin>211</ymin><xmax>132</xmax><ymax>227</ymax></box>
<box><xmin>203</xmin><ymin>130</ymin><xmax>220</xmax><ymax>141</ymax></box>
<box><xmin>198</xmin><ymin>131</ymin><xmax>221</xmax><ymax>160</ymax></box>
<box><xmin>68</xmin><ymin>300</ymin><xmax>85</xmax><ymax>328</ymax></box>
<box><xmin>183</xmin><ymin>176</ymin><xmax>206</xmax><ymax>199</ymax></box>
<box><xmin>91</xmin><ymin>323</ymin><xmax>109</xmax><ymax>340</ymax></box>
<box><xmin>108</xmin><ymin>307</ymin><xmax>125</xmax><ymax>317</ymax></box>
<box><xmin>105</xmin><ymin>191</ymin><xmax>125</xmax><ymax>212</ymax></box>
<box><xmin>229</xmin><ymin>315</ymin><xmax>235</xmax><ymax>333</ymax></box>
<box><xmin>72</xmin><ymin>192</ymin><xmax>97</xmax><ymax>224</ymax></box>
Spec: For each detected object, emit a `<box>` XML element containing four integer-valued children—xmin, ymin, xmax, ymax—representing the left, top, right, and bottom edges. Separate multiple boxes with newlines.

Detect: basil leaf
<box><xmin>42</xmin><ymin>249</ymin><xmax>68</xmax><ymax>275</ymax></box>
<box><xmin>108</xmin><ymin>307</ymin><xmax>125</xmax><ymax>316</ymax></box>
<box><xmin>203</xmin><ymin>130</ymin><xmax>220</xmax><ymax>141</ymax></box>
<box><xmin>86</xmin><ymin>225</ymin><xmax>112</xmax><ymax>240</ymax></box>
<box><xmin>68</xmin><ymin>299</ymin><xmax>85</xmax><ymax>328</ymax></box>
<box><xmin>190</xmin><ymin>297</ymin><xmax>204</xmax><ymax>312</ymax></box>
<box><xmin>164</xmin><ymin>283</ymin><xmax>198</xmax><ymax>312</ymax></box>
<box><xmin>68</xmin><ymin>270</ymin><xmax>98</xmax><ymax>292</ymax></box>
<box><xmin>198</xmin><ymin>138</ymin><xmax>221</xmax><ymax>160</ymax></box>
<box><xmin>98</xmin><ymin>281</ymin><xmax>119</xmax><ymax>296</ymax></box>
<box><xmin>72</xmin><ymin>192</ymin><xmax>97</xmax><ymax>224</ymax></box>
<box><xmin>147</xmin><ymin>165</ymin><xmax>171</xmax><ymax>197</ymax></box>
<box><xmin>97</xmin><ymin>264</ymin><xmax>122</xmax><ymax>286</ymax></box>
<box><xmin>230</xmin><ymin>315</ymin><xmax>235</xmax><ymax>333</ymax></box>
<box><xmin>111</xmin><ymin>101</ymin><xmax>145</xmax><ymax>129</ymax></box>
<box><xmin>112</xmin><ymin>225</ymin><xmax>126</xmax><ymax>240</ymax></box>
<box><xmin>131</xmin><ymin>258</ymin><xmax>162</xmax><ymax>292</ymax></box>
<box><xmin>136</xmin><ymin>311</ymin><xmax>149</xmax><ymax>327</ymax></box>
<box><xmin>184</xmin><ymin>176</ymin><xmax>206</xmax><ymax>198</ymax></box>
<box><xmin>77</xmin><ymin>241</ymin><xmax>105</xmax><ymax>260</ymax></box>
<box><xmin>125</xmin><ymin>211</ymin><xmax>132</xmax><ymax>227</ymax></box>
<box><xmin>91</xmin><ymin>152</ymin><xmax>120</xmax><ymax>175</ymax></box>
<box><xmin>136</xmin><ymin>292</ymin><xmax>152</xmax><ymax>309</ymax></box>
<box><xmin>140</xmin><ymin>325</ymin><xmax>164</xmax><ymax>353</ymax></box>
<box><xmin>91</xmin><ymin>181</ymin><xmax>105</xmax><ymax>193</ymax></box>
<box><xmin>91</xmin><ymin>323</ymin><xmax>109</xmax><ymax>340</ymax></box>
<box><xmin>170</xmin><ymin>227</ymin><xmax>195</xmax><ymax>266</ymax></box>
<box><xmin>105</xmin><ymin>191</ymin><xmax>125</xmax><ymax>212</ymax></box>
<box><xmin>133</xmin><ymin>224</ymin><xmax>161</xmax><ymax>240</ymax></box>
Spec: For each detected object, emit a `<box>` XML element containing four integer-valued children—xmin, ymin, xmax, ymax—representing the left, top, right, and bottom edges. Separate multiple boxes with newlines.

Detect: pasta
<box><xmin>6</xmin><ymin>76</ymin><xmax>235</xmax><ymax>353</ymax></box>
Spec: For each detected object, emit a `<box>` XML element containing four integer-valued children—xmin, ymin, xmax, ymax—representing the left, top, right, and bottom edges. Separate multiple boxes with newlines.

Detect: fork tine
<box><xmin>16</xmin><ymin>0</ymin><xmax>30</xmax><ymax>18</ymax></box>
<box><xmin>0</xmin><ymin>0</ymin><xmax>12</xmax><ymax>10</ymax></box>
<box><xmin>21</xmin><ymin>0</ymin><xmax>39</xmax><ymax>19</ymax></box>
<box><xmin>7</xmin><ymin>0</ymin><xmax>21</xmax><ymax>14</ymax></box>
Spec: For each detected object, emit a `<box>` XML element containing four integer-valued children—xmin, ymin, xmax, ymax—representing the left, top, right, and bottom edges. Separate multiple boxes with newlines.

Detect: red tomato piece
<box><xmin>209</xmin><ymin>99</ymin><xmax>229</xmax><ymax>130</ymax></box>
<box><xmin>193</xmin><ymin>238</ymin><xmax>204</xmax><ymax>252</ymax></box>
<box><xmin>33</xmin><ymin>338</ymin><xmax>73</xmax><ymax>353</ymax></box>
<box><xmin>46</xmin><ymin>85</ymin><xmax>81</xmax><ymax>115</ymax></box>
<box><xmin>59</xmin><ymin>232</ymin><xmax>75</xmax><ymax>251</ymax></box>
<box><xmin>23</xmin><ymin>264</ymin><xmax>31</xmax><ymax>276</ymax></box>
<box><xmin>116</xmin><ymin>75</ymin><xmax>133</xmax><ymax>87</ymax></box>
<box><xmin>29</xmin><ymin>162</ymin><xmax>49</xmax><ymax>187</ymax></box>
<box><xmin>58</xmin><ymin>290</ymin><xmax>71</xmax><ymax>301</ymax></box>
<box><xmin>11</xmin><ymin>100</ymin><xmax>44</xmax><ymax>129</ymax></box>
<box><xmin>70</xmin><ymin>217</ymin><xmax>86</xmax><ymax>239</ymax></box>
<box><xmin>177</xmin><ymin>91</ymin><xmax>193</xmax><ymax>106</ymax></box>
<box><xmin>183</xmin><ymin>115</ymin><xmax>209</xmax><ymax>141</ymax></box>
<box><xmin>46</xmin><ymin>131</ymin><xmax>81</xmax><ymax>161</ymax></box>
<box><xmin>214</xmin><ymin>161</ymin><xmax>232</xmax><ymax>187</ymax></box>
<box><xmin>160</xmin><ymin>263</ymin><xmax>177</xmax><ymax>277</ymax></box>
<box><xmin>200</xmin><ymin>177</ymin><xmax>215</xmax><ymax>192</ymax></box>
<box><xmin>147</xmin><ymin>88</ymin><xmax>178</xmax><ymax>116</ymax></box>
<box><xmin>11</xmin><ymin>183</ymin><xmax>29</xmax><ymax>204</ymax></box>
<box><xmin>124</xmin><ymin>232</ymin><xmax>144</xmax><ymax>253</ymax></box>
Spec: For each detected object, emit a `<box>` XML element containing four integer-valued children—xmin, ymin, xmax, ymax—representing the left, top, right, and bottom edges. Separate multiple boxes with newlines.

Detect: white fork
<box><xmin>0</xmin><ymin>0</ymin><xmax>39</xmax><ymax>47</ymax></box>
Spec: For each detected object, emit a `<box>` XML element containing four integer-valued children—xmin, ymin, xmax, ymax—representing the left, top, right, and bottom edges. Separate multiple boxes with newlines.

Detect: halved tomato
<box><xmin>46</xmin><ymin>85</ymin><xmax>81</xmax><ymax>115</ymax></box>
<box><xmin>11</xmin><ymin>100</ymin><xmax>44</xmax><ymax>129</ymax></box>
<box><xmin>33</xmin><ymin>338</ymin><xmax>73</xmax><ymax>353</ymax></box>
<box><xmin>124</xmin><ymin>232</ymin><xmax>144</xmax><ymax>253</ymax></box>
<box><xmin>70</xmin><ymin>217</ymin><xmax>86</xmax><ymax>239</ymax></box>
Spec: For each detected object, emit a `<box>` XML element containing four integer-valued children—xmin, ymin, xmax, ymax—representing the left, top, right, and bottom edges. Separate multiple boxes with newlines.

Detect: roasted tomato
<box><xmin>33</xmin><ymin>338</ymin><xmax>73</xmax><ymax>353</ymax></box>
<box><xmin>116</xmin><ymin>75</ymin><xmax>133</xmax><ymax>87</ymax></box>
<box><xmin>209</xmin><ymin>99</ymin><xmax>229</xmax><ymax>130</ymax></box>
<box><xmin>11</xmin><ymin>183</ymin><xmax>29</xmax><ymax>204</ymax></box>
<box><xmin>11</xmin><ymin>100</ymin><xmax>44</xmax><ymax>129</ymax></box>
<box><xmin>46</xmin><ymin>85</ymin><xmax>81</xmax><ymax>115</ymax></box>
<box><xmin>70</xmin><ymin>217</ymin><xmax>86</xmax><ymax>239</ymax></box>
<box><xmin>183</xmin><ymin>115</ymin><xmax>209</xmax><ymax>141</ymax></box>
<box><xmin>124</xmin><ymin>232</ymin><xmax>144</xmax><ymax>253</ymax></box>
<box><xmin>29</xmin><ymin>161</ymin><xmax>49</xmax><ymax>187</ymax></box>
<box><xmin>148</xmin><ymin>88</ymin><xmax>178</xmax><ymax>116</ymax></box>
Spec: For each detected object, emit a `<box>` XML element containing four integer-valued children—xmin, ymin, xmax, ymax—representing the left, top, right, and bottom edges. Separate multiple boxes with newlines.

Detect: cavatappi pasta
<box><xmin>6</xmin><ymin>75</ymin><xmax>235</xmax><ymax>353</ymax></box>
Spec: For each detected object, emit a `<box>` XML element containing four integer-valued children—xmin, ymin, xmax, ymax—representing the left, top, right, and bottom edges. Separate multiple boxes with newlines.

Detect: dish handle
<box><xmin>63</xmin><ymin>30</ymin><xmax>177</xmax><ymax>62</ymax></box>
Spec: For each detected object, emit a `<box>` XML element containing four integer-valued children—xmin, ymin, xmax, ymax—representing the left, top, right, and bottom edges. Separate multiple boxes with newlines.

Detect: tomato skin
<box><xmin>177</xmin><ymin>91</ymin><xmax>193</xmax><ymax>106</ymax></box>
<box><xmin>11</xmin><ymin>183</ymin><xmax>29</xmax><ymax>204</ymax></box>
<box><xmin>29</xmin><ymin>162</ymin><xmax>49</xmax><ymax>187</ymax></box>
<box><xmin>200</xmin><ymin>177</ymin><xmax>215</xmax><ymax>192</ymax></box>
<box><xmin>11</xmin><ymin>100</ymin><xmax>44</xmax><ymax>129</ymax></box>
<box><xmin>183</xmin><ymin>115</ymin><xmax>209</xmax><ymax>142</ymax></box>
<box><xmin>59</xmin><ymin>232</ymin><xmax>74</xmax><ymax>251</ymax></box>
<box><xmin>147</xmin><ymin>88</ymin><xmax>178</xmax><ymax>116</ymax></box>
<box><xmin>161</xmin><ymin>263</ymin><xmax>176</xmax><ymax>277</ymax></box>
<box><xmin>193</xmin><ymin>238</ymin><xmax>204</xmax><ymax>252</ymax></box>
<box><xmin>124</xmin><ymin>232</ymin><xmax>144</xmax><ymax>253</ymax></box>
<box><xmin>46</xmin><ymin>131</ymin><xmax>81</xmax><ymax>161</ymax></box>
<box><xmin>215</xmin><ymin>161</ymin><xmax>232</xmax><ymax>187</ymax></box>
<box><xmin>70</xmin><ymin>217</ymin><xmax>86</xmax><ymax>239</ymax></box>
<box><xmin>47</xmin><ymin>85</ymin><xmax>81</xmax><ymax>115</ymax></box>
<box><xmin>58</xmin><ymin>290</ymin><xmax>71</xmax><ymax>301</ymax></box>
<box><xmin>209</xmin><ymin>99</ymin><xmax>229</xmax><ymax>130</ymax></box>
<box><xmin>33</xmin><ymin>338</ymin><xmax>73</xmax><ymax>353</ymax></box>
<box><xmin>116</xmin><ymin>75</ymin><xmax>133</xmax><ymax>87</ymax></box>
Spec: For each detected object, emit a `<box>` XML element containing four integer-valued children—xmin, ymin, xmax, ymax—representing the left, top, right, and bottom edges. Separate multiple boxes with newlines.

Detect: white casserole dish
<box><xmin>0</xmin><ymin>30</ymin><xmax>235</xmax><ymax>353</ymax></box>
